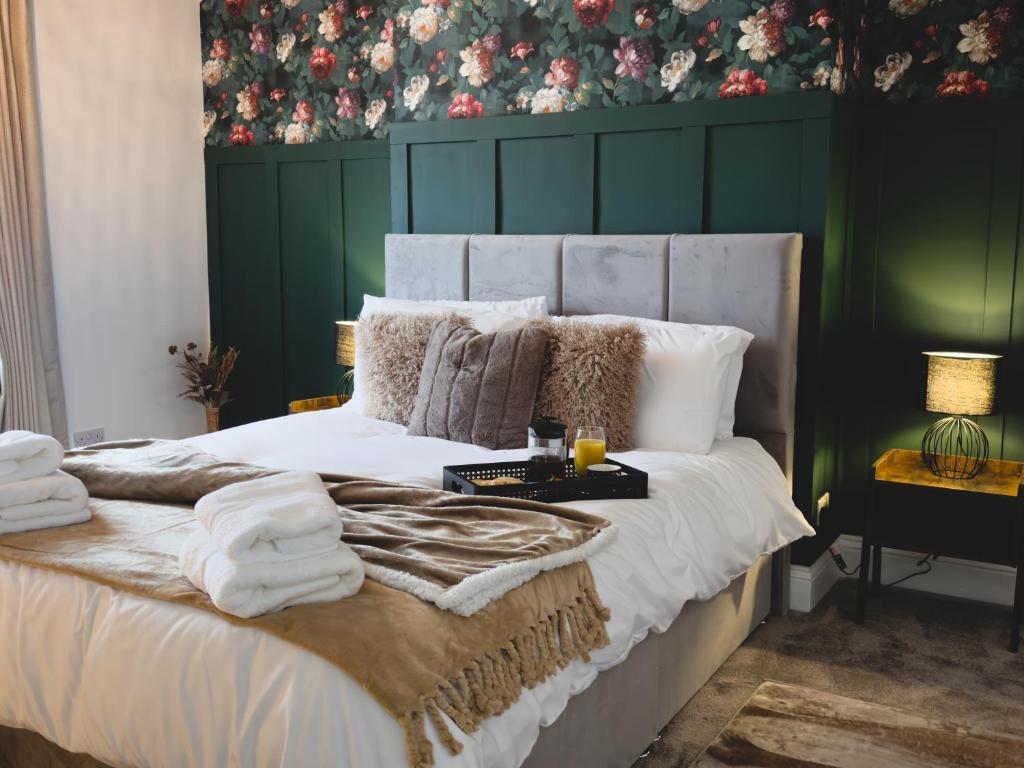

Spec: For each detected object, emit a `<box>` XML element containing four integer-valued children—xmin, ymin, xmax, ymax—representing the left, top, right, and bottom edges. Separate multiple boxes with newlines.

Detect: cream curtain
<box><xmin>0</xmin><ymin>0</ymin><xmax>66</xmax><ymax>442</ymax></box>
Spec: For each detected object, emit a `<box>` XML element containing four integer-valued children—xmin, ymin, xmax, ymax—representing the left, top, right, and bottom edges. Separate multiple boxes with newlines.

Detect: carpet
<box><xmin>692</xmin><ymin>680</ymin><xmax>1024</xmax><ymax>767</ymax></box>
<box><xmin>640</xmin><ymin>579</ymin><xmax>1024</xmax><ymax>768</ymax></box>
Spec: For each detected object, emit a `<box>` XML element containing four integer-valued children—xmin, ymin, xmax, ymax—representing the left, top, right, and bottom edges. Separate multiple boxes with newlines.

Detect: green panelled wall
<box><xmin>839</xmin><ymin>102</ymin><xmax>1024</xmax><ymax>551</ymax></box>
<box><xmin>389</xmin><ymin>92</ymin><xmax>852</xmax><ymax>545</ymax></box>
<box><xmin>205</xmin><ymin>140</ymin><xmax>390</xmax><ymax>427</ymax></box>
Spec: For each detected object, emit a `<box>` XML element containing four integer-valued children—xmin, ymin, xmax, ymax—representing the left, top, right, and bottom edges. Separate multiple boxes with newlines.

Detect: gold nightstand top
<box><xmin>873</xmin><ymin>449</ymin><xmax>1024</xmax><ymax>498</ymax></box>
<box><xmin>288</xmin><ymin>395</ymin><xmax>349</xmax><ymax>414</ymax></box>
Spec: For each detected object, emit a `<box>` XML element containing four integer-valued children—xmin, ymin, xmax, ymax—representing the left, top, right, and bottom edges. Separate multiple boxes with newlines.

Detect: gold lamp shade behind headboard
<box><xmin>335</xmin><ymin>320</ymin><xmax>357</xmax><ymax>367</ymax></box>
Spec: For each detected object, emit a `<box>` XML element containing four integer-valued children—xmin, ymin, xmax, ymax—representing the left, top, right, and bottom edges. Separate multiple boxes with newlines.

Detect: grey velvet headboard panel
<box><xmin>385</xmin><ymin>233</ymin><xmax>802</xmax><ymax>481</ymax></box>
<box><xmin>468</xmin><ymin>235</ymin><xmax>563</xmax><ymax>313</ymax></box>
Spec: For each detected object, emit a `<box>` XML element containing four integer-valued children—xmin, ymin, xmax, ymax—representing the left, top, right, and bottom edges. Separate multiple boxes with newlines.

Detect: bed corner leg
<box><xmin>770</xmin><ymin>546</ymin><xmax>790</xmax><ymax>617</ymax></box>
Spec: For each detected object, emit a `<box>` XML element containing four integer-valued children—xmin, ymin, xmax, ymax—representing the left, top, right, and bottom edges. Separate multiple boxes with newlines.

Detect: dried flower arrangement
<box><xmin>168</xmin><ymin>342</ymin><xmax>239</xmax><ymax>431</ymax></box>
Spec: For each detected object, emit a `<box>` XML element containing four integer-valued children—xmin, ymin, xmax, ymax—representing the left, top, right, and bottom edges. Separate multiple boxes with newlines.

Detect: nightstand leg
<box><xmin>856</xmin><ymin>490</ymin><xmax>874</xmax><ymax>624</ymax></box>
<box><xmin>1012</xmin><ymin>563</ymin><xmax>1022</xmax><ymax>653</ymax></box>
<box><xmin>871</xmin><ymin>545</ymin><xmax>882</xmax><ymax>595</ymax></box>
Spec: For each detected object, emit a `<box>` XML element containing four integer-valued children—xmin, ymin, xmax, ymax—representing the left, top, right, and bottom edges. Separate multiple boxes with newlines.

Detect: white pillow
<box><xmin>346</xmin><ymin>295</ymin><xmax>549</xmax><ymax>413</ymax></box>
<box><xmin>359</xmin><ymin>295</ymin><xmax>547</xmax><ymax>332</ymax></box>
<box><xmin>574</xmin><ymin>315</ymin><xmax>753</xmax><ymax>454</ymax></box>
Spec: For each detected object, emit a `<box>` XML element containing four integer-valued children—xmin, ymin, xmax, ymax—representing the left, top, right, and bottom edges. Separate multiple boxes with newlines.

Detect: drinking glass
<box><xmin>573</xmin><ymin>426</ymin><xmax>606</xmax><ymax>476</ymax></box>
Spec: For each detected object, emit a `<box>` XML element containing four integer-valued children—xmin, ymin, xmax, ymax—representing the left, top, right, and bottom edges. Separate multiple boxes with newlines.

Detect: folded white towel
<box><xmin>0</xmin><ymin>431</ymin><xmax>64</xmax><ymax>484</ymax></box>
<box><xmin>0</xmin><ymin>508</ymin><xmax>91</xmax><ymax>535</ymax></box>
<box><xmin>194</xmin><ymin>471</ymin><xmax>343</xmax><ymax>563</ymax></box>
<box><xmin>0</xmin><ymin>470</ymin><xmax>88</xmax><ymax>521</ymax></box>
<box><xmin>179</xmin><ymin>529</ymin><xmax>364</xmax><ymax>618</ymax></box>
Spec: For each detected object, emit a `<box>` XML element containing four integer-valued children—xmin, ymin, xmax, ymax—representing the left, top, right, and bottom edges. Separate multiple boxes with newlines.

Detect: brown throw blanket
<box><xmin>0</xmin><ymin>440</ymin><xmax>613</xmax><ymax>768</ymax></box>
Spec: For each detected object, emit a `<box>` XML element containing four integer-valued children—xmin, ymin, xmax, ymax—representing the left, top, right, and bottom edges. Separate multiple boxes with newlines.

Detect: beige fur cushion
<box><xmin>356</xmin><ymin>313</ymin><xmax>469</xmax><ymax>425</ymax></box>
<box><xmin>533</xmin><ymin>318</ymin><xmax>646</xmax><ymax>451</ymax></box>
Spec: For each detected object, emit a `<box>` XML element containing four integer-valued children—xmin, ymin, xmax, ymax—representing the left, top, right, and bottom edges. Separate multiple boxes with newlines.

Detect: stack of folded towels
<box><xmin>0</xmin><ymin>431</ymin><xmax>90</xmax><ymax>534</ymax></box>
<box><xmin>180</xmin><ymin>471</ymin><xmax>365</xmax><ymax>618</ymax></box>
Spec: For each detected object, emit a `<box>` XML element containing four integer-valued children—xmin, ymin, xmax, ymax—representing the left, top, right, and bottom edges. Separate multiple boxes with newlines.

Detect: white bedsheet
<box><xmin>0</xmin><ymin>408</ymin><xmax>813</xmax><ymax>768</ymax></box>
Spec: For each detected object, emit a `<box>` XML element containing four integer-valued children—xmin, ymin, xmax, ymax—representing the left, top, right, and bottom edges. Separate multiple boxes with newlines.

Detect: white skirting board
<box><xmin>789</xmin><ymin>535</ymin><xmax>1017</xmax><ymax>613</ymax></box>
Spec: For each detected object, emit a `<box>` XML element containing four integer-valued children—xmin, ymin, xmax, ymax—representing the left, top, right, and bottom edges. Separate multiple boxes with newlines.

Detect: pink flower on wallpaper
<box><xmin>249</xmin><ymin>24</ymin><xmax>273</xmax><ymax>55</ymax></box>
<box><xmin>613</xmin><ymin>37</ymin><xmax>654</xmax><ymax>81</ymax></box>
<box><xmin>309</xmin><ymin>47</ymin><xmax>337</xmax><ymax>80</ymax></box>
<box><xmin>335</xmin><ymin>87</ymin><xmax>362</xmax><ymax>119</ymax></box>
<box><xmin>210</xmin><ymin>37</ymin><xmax>231</xmax><ymax>61</ymax></box>
<box><xmin>482</xmin><ymin>34</ymin><xmax>503</xmax><ymax>54</ymax></box>
<box><xmin>335</xmin><ymin>0</ymin><xmax>351</xmax><ymax>15</ymax></box>
<box><xmin>718</xmin><ymin>69</ymin><xmax>768</xmax><ymax>98</ymax></box>
<box><xmin>270</xmin><ymin>88</ymin><xmax>287</xmax><ymax>102</ymax></box>
<box><xmin>293</xmin><ymin>100</ymin><xmax>315</xmax><ymax>124</ymax></box>
<box><xmin>355</xmin><ymin>4</ymin><xmax>374</xmax><ymax>20</ymax></box>
<box><xmin>935</xmin><ymin>70</ymin><xmax>988</xmax><ymax>99</ymax></box>
<box><xmin>447</xmin><ymin>93</ymin><xmax>484</xmax><ymax>119</ymax></box>
<box><xmin>770</xmin><ymin>0</ymin><xmax>795</xmax><ymax>22</ymax></box>
<box><xmin>260</xmin><ymin>2</ymin><xmax>273</xmax><ymax>19</ymax></box>
<box><xmin>422</xmin><ymin>0</ymin><xmax>450</xmax><ymax>7</ymax></box>
<box><xmin>809</xmin><ymin>9</ymin><xmax>832</xmax><ymax>30</ymax></box>
<box><xmin>573</xmin><ymin>0</ymin><xmax>613</xmax><ymax>29</ymax></box>
<box><xmin>229</xmin><ymin>124</ymin><xmax>255</xmax><ymax>145</ymax></box>
<box><xmin>225</xmin><ymin>0</ymin><xmax>249</xmax><ymax>17</ymax></box>
<box><xmin>706</xmin><ymin>17</ymin><xmax>722</xmax><ymax>35</ymax></box>
<box><xmin>545</xmin><ymin>57</ymin><xmax>580</xmax><ymax>89</ymax></box>
<box><xmin>511</xmin><ymin>41</ymin><xmax>534</xmax><ymax>60</ymax></box>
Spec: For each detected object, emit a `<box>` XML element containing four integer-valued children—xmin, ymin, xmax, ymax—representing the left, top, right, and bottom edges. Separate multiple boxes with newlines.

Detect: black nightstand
<box><xmin>856</xmin><ymin>448</ymin><xmax>1024</xmax><ymax>652</ymax></box>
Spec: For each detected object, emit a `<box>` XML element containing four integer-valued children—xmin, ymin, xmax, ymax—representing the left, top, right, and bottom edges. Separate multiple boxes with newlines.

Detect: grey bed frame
<box><xmin>385</xmin><ymin>232</ymin><xmax>803</xmax><ymax>768</ymax></box>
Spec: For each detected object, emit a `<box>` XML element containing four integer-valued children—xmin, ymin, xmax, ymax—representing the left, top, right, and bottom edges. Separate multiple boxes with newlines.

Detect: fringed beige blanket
<box><xmin>0</xmin><ymin>440</ymin><xmax>613</xmax><ymax>768</ymax></box>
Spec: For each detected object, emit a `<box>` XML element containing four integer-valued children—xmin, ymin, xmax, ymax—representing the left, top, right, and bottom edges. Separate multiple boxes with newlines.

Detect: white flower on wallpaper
<box><xmin>365</xmin><ymin>98</ymin><xmax>387</xmax><ymax>129</ymax></box>
<box><xmin>957</xmin><ymin>12</ymin><xmax>1001</xmax><ymax>64</ymax></box>
<box><xmin>284</xmin><ymin>123</ymin><xmax>308</xmax><ymax>143</ymax></box>
<box><xmin>873</xmin><ymin>52</ymin><xmax>912</xmax><ymax>92</ymax></box>
<box><xmin>660</xmin><ymin>49</ymin><xmax>696</xmax><ymax>92</ymax></box>
<box><xmin>203</xmin><ymin>110</ymin><xmax>217</xmax><ymax>137</ymax></box>
<box><xmin>403</xmin><ymin>74</ymin><xmax>430</xmax><ymax>110</ymax></box>
<box><xmin>672</xmin><ymin>0</ymin><xmax>709</xmax><ymax>14</ymax></box>
<box><xmin>276</xmin><ymin>32</ymin><xmax>296</xmax><ymax>63</ymax></box>
<box><xmin>202</xmin><ymin>59</ymin><xmax>227</xmax><ymax>87</ymax></box>
<box><xmin>530</xmin><ymin>86</ymin><xmax>567</xmax><ymax>113</ymax></box>
<box><xmin>409</xmin><ymin>7</ymin><xmax>440</xmax><ymax>44</ymax></box>
<box><xmin>370</xmin><ymin>41</ymin><xmax>396</xmax><ymax>73</ymax></box>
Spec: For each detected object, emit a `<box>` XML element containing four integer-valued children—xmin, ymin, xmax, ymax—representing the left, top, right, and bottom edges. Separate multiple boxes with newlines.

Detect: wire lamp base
<box><xmin>921</xmin><ymin>416</ymin><xmax>989</xmax><ymax>479</ymax></box>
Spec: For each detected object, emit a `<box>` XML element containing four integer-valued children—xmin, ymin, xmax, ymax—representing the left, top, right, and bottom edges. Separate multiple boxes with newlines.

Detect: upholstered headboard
<box><xmin>384</xmin><ymin>233</ymin><xmax>802</xmax><ymax>483</ymax></box>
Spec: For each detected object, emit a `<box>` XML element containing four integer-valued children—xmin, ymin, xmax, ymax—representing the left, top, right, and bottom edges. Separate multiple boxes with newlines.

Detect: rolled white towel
<box><xmin>179</xmin><ymin>528</ymin><xmax>364</xmax><ymax>618</ymax></box>
<box><xmin>195</xmin><ymin>471</ymin><xmax>343</xmax><ymax>563</ymax></box>
<box><xmin>0</xmin><ymin>431</ymin><xmax>64</xmax><ymax>484</ymax></box>
<box><xmin>0</xmin><ymin>470</ymin><xmax>89</xmax><ymax>522</ymax></box>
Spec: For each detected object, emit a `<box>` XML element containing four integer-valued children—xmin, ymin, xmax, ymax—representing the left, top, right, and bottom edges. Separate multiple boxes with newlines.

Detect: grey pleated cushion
<box><xmin>408</xmin><ymin>321</ymin><xmax>548</xmax><ymax>449</ymax></box>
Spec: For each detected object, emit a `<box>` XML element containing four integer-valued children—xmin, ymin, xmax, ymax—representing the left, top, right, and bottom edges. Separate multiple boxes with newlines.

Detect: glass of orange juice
<box><xmin>574</xmin><ymin>426</ymin><xmax>606</xmax><ymax>476</ymax></box>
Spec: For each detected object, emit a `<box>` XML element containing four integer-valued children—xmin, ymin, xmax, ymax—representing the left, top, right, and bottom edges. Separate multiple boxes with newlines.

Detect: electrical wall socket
<box><xmin>72</xmin><ymin>428</ymin><xmax>105</xmax><ymax>448</ymax></box>
<box><xmin>815</xmin><ymin>491</ymin><xmax>831</xmax><ymax>526</ymax></box>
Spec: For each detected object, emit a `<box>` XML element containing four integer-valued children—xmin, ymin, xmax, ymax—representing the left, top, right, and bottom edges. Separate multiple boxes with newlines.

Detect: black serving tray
<box><xmin>443</xmin><ymin>459</ymin><xmax>648</xmax><ymax>503</ymax></box>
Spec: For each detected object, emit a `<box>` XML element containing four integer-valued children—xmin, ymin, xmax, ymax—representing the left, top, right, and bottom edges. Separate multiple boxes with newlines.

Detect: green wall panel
<box><xmin>279</xmin><ymin>161</ymin><xmax>344</xmax><ymax>404</ymax></box>
<box><xmin>343</xmin><ymin>157</ymin><xmax>391</xmax><ymax>317</ymax></box>
<box><xmin>206</xmin><ymin>140</ymin><xmax>389</xmax><ymax>425</ymax></box>
<box><xmin>596</xmin><ymin>129</ymin><xmax>703</xmax><ymax>235</ymax></box>
<box><xmin>410</xmin><ymin>142</ymin><xmax>490</xmax><ymax>233</ymax></box>
<box><xmin>498</xmin><ymin>136</ymin><xmax>591</xmax><ymax>234</ymax></box>
<box><xmin>215</xmin><ymin>163</ymin><xmax>283</xmax><ymax>427</ymax></box>
<box><xmin>705</xmin><ymin>122</ymin><xmax>803</xmax><ymax>234</ymax></box>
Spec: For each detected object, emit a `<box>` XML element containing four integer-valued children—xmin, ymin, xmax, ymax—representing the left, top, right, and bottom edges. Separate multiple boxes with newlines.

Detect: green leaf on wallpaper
<box><xmin>792</xmin><ymin>25</ymin><xmax>808</xmax><ymax>40</ymax></box>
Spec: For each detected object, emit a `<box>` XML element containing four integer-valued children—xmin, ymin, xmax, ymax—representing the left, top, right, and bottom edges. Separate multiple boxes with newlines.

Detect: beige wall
<box><xmin>32</xmin><ymin>0</ymin><xmax>209</xmax><ymax>441</ymax></box>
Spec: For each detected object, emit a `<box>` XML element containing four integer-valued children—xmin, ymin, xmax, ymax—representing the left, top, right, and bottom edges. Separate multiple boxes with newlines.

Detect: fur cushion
<box><xmin>356</xmin><ymin>313</ymin><xmax>469</xmax><ymax>425</ymax></box>
<box><xmin>533</xmin><ymin>318</ymin><xmax>646</xmax><ymax>451</ymax></box>
<box><xmin>407</xmin><ymin>321</ymin><xmax>548</xmax><ymax>450</ymax></box>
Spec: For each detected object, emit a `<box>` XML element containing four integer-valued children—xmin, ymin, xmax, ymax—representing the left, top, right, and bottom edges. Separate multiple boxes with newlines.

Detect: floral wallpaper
<box><xmin>864</xmin><ymin>0</ymin><xmax>1021</xmax><ymax>101</ymax></box>
<box><xmin>199</xmin><ymin>0</ymin><xmax>1021</xmax><ymax>146</ymax></box>
<box><xmin>200</xmin><ymin>0</ymin><xmax>849</xmax><ymax>145</ymax></box>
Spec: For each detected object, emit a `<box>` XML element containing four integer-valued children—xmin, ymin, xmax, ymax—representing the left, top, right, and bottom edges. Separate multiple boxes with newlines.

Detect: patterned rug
<box><xmin>692</xmin><ymin>680</ymin><xmax>1024</xmax><ymax>767</ymax></box>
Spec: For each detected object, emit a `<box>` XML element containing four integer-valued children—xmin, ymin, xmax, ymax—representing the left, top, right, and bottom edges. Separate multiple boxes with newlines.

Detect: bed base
<box><xmin>0</xmin><ymin>555</ymin><xmax>772</xmax><ymax>768</ymax></box>
<box><xmin>523</xmin><ymin>553</ymin><xmax>772</xmax><ymax>768</ymax></box>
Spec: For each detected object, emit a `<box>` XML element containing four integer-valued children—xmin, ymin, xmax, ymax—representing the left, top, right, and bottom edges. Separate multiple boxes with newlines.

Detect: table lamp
<box><xmin>335</xmin><ymin>320</ymin><xmax>357</xmax><ymax>398</ymax></box>
<box><xmin>921</xmin><ymin>351</ymin><xmax>1001</xmax><ymax>479</ymax></box>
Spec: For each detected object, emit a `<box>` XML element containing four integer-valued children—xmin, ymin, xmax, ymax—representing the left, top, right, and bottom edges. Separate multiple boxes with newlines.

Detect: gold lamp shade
<box><xmin>335</xmin><ymin>320</ymin><xmax>357</xmax><ymax>367</ymax></box>
<box><xmin>923</xmin><ymin>351</ymin><xmax>1000</xmax><ymax>416</ymax></box>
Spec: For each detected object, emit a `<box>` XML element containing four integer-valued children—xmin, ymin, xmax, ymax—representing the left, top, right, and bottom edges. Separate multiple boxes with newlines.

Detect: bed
<box><xmin>0</xmin><ymin>233</ymin><xmax>811</xmax><ymax>768</ymax></box>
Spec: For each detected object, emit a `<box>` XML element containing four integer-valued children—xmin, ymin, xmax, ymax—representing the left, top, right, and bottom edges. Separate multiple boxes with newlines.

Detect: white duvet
<box><xmin>0</xmin><ymin>408</ymin><xmax>813</xmax><ymax>768</ymax></box>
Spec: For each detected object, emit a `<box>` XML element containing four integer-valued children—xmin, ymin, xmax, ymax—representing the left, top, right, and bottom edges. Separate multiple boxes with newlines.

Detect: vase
<box><xmin>205</xmin><ymin>406</ymin><xmax>220</xmax><ymax>433</ymax></box>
